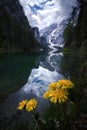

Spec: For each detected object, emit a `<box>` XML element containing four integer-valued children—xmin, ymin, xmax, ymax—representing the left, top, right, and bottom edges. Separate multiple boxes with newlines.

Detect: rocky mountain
<box><xmin>0</xmin><ymin>0</ymin><xmax>40</xmax><ymax>53</ymax></box>
<box><xmin>31</xmin><ymin>27</ymin><xmax>48</xmax><ymax>48</ymax></box>
<box><xmin>63</xmin><ymin>0</ymin><xmax>87</xmax><ymax>89</ymax></box>
<box><xmin>64</xmin><ymin>0</ymin><xmax>87</xmax><ymax>49</ymax></box>
<box><xmin>41</xmin><ymin>23</ymin><xmax>65</xmax><ymax>48</ymax></box>
<box><xmin>0</xmin><ymin>0</ymin><xmax>86</xmax><ymax>53</ymax></box>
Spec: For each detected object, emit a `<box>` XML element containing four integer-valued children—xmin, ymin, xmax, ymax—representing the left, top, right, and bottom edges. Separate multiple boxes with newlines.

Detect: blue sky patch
<box><xmin>29</xmin><ymin>4</ymin><xmax>43</xmax><ymax>14</ymax></box>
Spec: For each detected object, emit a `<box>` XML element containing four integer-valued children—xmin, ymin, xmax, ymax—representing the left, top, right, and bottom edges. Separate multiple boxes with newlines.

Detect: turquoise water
<box><xmin>0</xmin><ymin>53</ymin><xmax>39</xmax><ymax>101</ymax></box>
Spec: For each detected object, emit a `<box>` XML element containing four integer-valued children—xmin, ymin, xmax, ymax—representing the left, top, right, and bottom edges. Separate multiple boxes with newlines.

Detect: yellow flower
<box><xmin>50</xmin><ymin>89</ymin><xmax>68</xmax><ymax>103</ymax></box>
<box><xmin>43</xmin><ymin>79</ymin><xmax>74</xmax><ymax>103</ymax></box>
<box><xmin>43</xmin><ymin>90</ymin><xmax>53</xmax><ymax>99</ymax></box>
<box><xmin>17</xmin><ymin>100</ymin><xmax>27</xmax><ymax>110</ymax></box>
<box><xmin>26</xmin><ymin>99</ymin><xmax>37</xmax><ymax>112</ymax></box>
<box><xmin>57</xmin><ymin>79</ymin><xmax>74</xmax><ymax>89</ymax></box>
<box><xmin>48</xmin><ymin>82</ymin><xmax>60</xmax><ymax>90</ymax></box>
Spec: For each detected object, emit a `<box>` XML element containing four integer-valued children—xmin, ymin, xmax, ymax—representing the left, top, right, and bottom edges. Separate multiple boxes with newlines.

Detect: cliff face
<box><xmin>64</xmin><ymin>0</ymin><xmax>87</xmax><ymax>50</ymax></box>
<box><xmin>76</xmin><ymin>0</ymin><xmax>87</xmax><ymax>48</ymax></box>
<box><xmin>63</xmin><ymin>0</ymin><xmax>87</xmax><ymax>86</ymax></box>
<box><xmin>0</xmin><ymin>0</ymin><xmax>39</xmax><ymax>53</ymax></box>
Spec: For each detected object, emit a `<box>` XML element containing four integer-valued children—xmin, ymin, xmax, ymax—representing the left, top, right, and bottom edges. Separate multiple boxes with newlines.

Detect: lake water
<box><xmin>0</xmin><ymin>53</ymin><xmax>39</xmax><ymax>101</ymax></box>
<box><xmin>0</xmin><ymin>50</ymin><xmax>80</xmax><ymax>129</ymax></box>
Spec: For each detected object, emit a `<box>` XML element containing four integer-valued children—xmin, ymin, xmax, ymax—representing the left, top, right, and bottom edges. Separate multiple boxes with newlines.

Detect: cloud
<box><xmin>19</xmin><ymin>0</ymin><xmax>78</xmax><ymax>31</ymax></box>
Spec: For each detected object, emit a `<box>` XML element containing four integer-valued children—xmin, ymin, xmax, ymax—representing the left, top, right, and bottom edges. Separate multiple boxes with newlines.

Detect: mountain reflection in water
<box><xmin>0</xmin><ymin>51</ymin><xmax>64</xmax><ymax>127</ymax></box>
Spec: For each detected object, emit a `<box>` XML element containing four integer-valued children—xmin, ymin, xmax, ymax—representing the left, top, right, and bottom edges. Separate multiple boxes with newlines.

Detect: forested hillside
<box><xmin>0</xmin><ymin>0</ymin><xmax>39</xmax><ymax>53</ymax></box>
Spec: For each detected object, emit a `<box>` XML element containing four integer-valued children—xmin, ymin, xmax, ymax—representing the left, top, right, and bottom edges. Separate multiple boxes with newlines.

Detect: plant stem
<box><xmin>49</xmin><ymin>102</ymin><xmax>56</xmax><ymax>129</ymax></box>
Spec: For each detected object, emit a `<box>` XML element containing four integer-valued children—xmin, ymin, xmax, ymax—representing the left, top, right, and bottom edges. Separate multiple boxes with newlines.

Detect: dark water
<box><xmin>0</xmin><ymin>51</ymin><xmax>81</xmax><ymax>129</ymax></box>
<box><xmin>0</xmin><ymin>53</ymin><xmax>39</xmax><ymax>102</ymax></box>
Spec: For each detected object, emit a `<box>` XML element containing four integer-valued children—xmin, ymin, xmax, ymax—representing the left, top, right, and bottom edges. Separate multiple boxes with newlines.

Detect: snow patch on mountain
<box><xmin>19</xmin><ymin>0</ymin><xmax>79</xmax><ymax>48</ymax></box>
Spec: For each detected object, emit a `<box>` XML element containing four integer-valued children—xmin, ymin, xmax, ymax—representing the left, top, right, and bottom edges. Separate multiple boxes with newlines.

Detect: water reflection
<box><xmin>22</xmin><ymin>51</ymin><xmax>64</xmax><ymax>97</ymax></box>
<box><xmin>0</xmin><ymin>50</ymin><xmax>64</xmax><ymax>127</ymax></box>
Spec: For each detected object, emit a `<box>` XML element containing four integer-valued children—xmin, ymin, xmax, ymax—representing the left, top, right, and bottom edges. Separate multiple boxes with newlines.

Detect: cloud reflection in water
<box><xmin>22</xmin><ymin>52</ymin><xmax>64</xmax><ymax>97</ymax></box>
<box><xmin>0</xmin><ymin>51</ymin><xmax>64</xmax><ymax>123</ymax></box>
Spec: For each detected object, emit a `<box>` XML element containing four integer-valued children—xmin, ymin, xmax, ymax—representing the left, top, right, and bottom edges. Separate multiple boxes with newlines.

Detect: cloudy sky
<box><xmin>19</xmin><ymin>0</ymin><xmax>78</xmax><ymax>31</ymax></box>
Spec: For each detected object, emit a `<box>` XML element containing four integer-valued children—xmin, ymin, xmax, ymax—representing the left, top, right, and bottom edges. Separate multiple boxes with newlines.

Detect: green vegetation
<box><xmin>0</xmin><ymin>1</ymin><xmax>87</xmax><ymax>130</ymax></box>
<box><xmin>62</xmin><ymin>1</ymin><xmax>87</xmax><ymax>129</ymax></box>
<box><xmin>63</xmin><ymin>0</ymin><xmax>87</xmax><ymax>86</ymax></box>
<box><xmin>17</xmin><ymin>79</ymin><xmax>76</xmax><ymax>130</ymax></box>
<box><xmin>0</xmin><ymin>1</ymin><xmax>40</xmax><ymax>54</ymax></box>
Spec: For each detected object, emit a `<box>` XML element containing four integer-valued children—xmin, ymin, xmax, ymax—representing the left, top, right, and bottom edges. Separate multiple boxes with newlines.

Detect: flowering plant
<box><xmin>17</xmin><ymin>98</ymin><xmax>37</xmax><ymax>112</ymax></box>
<box><xmin>17</xmin><ymin>79</ymin><xmax>75</xmax><ymax>130</ymax></box>
<box><xmin>43</xmin><ymin>79</ymin><xmax>74</xmax><ymax>103</ymax></box>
